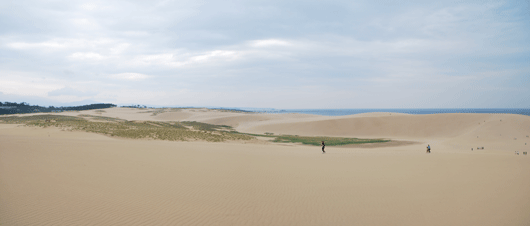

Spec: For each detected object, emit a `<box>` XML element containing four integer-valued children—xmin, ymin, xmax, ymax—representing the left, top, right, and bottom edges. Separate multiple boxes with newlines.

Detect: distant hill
<box><xmin>0</xmin><ymin>102</ymin><xmax>116</xmax><ymax>115</ymax></box>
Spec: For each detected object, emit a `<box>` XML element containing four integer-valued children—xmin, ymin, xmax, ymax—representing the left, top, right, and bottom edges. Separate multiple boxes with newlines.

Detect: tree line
<box><xmin>0</xmin><ymin>102</ymin><xmax>116</xmax><ymax>115</ymax></box>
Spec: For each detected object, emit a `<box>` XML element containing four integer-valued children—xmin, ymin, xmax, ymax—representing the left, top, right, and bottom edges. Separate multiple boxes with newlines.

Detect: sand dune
<box><xmin>241</xmin><ymin>113</ymin><xmax>523</xmax><ymax>139</ymax></box>
<box><xmin>1</xmin><ymin>108</ymin><xmax>529</xmax><ymax>225</ymax></box>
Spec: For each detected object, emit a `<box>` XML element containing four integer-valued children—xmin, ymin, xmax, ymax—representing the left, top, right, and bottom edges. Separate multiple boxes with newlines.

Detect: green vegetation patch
<box><xmin>272</xmin><ymin>135</ymin><xmax>389</xmax><ymax>146</ymax></box>
<box><xmin>0</xmin><ymin>115</ymin><xmax>390</xmax><ymax>145</ymax></box>
<box><xmin>78</xmin><ymin>114</ymin><xmax>126</xmax><ymax>122</ymax></box>
<box><xmin>0</xmin><ymin>115</ymin><xmax>253</xmax><ymax>142</ymax></box>
<box><xmin>1</xmin><ymin>115</ymin><xmax>83</xmax><ymax>124</ymax></box>
<box><xmin>180</xmin><ymin>121</ymin><xmax>233</xmax><ymax>131</ymax></box>
<box><xmin>230</xmin><ymin>131</ymin><xmax>391</xmax><ymax>146</ymax></box>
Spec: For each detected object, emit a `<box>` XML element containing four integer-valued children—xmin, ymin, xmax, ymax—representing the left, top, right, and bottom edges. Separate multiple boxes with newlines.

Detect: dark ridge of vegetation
<box><xmin>0</xmin><ymin>102</ymin><xmax>116</xmax><ymax>115</ymax></box>
<box><xmin>121</xmin><ymin>104</ymin><xmax>148</xmax><ymax>108</ymax></box>
<box><xmin>0</xmin><ymin>114</ymin><xmax>253</xmax><ymax>142</ymax></box>
<box><xmin>137</xmin><ymin>107</ymin><xmax>253</xmax><ymax>116</ymax></box>
<box><xmin>167</xmin><ymin>107</ymin><xmax>252</xmax><ymax>113</ymax></box>
<box><xmin>209</xmin><ymin>108</ymin><xmax>253</xmax><ymax>113</ymax></box>
<box><xmin>271</xmin><ymin>135</ymin><xmax>390</xmax><ymax>146</ymax></box>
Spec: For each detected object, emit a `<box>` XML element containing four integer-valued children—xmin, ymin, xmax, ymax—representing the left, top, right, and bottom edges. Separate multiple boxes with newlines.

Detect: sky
<box><xmin>1</xmin><ymin>0</ymin><xmax>529</xmax><ymax>109</ymax></box>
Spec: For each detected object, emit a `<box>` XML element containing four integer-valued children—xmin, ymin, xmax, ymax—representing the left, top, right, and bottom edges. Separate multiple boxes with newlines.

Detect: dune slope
<box><xmin>2</xmin><ymin>109</ymin><xmax>530</xmax><ymax>225</ymax></box>
<box><xmin>1</xmin><ymin>124</ymin><xmax>529</xmax><ymax>226</ymax></box>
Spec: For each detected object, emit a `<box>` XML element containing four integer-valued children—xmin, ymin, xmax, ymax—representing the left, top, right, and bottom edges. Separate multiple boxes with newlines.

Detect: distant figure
<box><xmin>321</xmin><ymin>141</ymin><xmax>326</xmax><ymax>154</ymax></box>
<box><xmin>426</xmin><ymin>144</ymin><xmax>431</xmax><ymax>154</ymax></box>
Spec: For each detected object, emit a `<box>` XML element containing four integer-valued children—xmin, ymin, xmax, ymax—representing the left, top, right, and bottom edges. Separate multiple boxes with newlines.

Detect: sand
<box><xmin>1</xmin><ymin>108</ymin><xmax>529</xmax><ymax>225</ymax></box>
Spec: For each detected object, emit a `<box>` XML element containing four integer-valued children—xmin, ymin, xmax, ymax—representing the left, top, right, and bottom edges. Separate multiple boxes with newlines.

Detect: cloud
<box><xmin>7</xmin><ymin>41</ymin><xmax>67</xmax><ymax>49</ymax></box>
<box><xmin>187</xmin><ymin>50</ymin><xmax>240</xmax><ymax>64</ymax></box>
<box><xmin>80</xmin><ymin>3</ymin><xmax>99</xmax><ymax>10</ymax></box>
<box><xmin>69</xmin><ymin>52</ymin><xmax>107</xmax><ymax>61</ymax></box>
<box><xmin>0</xmin><ymin>80</ymin><xmax>62</xmax><ymax>96</ymax></box>
<box><xmin>110</xmin><ymin>73</ymin><xmax>151</xmax><ymax>81</ymax></box>
<box><xmin>131</xmin><ymin>50</ymin><xmax>241</xmax><ymax>68</ymax></box>
<box><xmin>0</xmin><ymin>0</ymin><xmax>528</xmax><ymax>108</ymax></box>
<box><xmin>250</xmin><ymin>39</ymin><xmax>291</xmax><ymax>47</ymax></box>
<box><xmin>48</xmin><ymin>86</ymin><xmax>98</xmax><ymax>97</ymax></box>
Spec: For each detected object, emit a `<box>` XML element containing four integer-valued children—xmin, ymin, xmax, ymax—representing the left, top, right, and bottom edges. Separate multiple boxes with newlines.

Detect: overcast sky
<box><xmin>1</xmin><ymin>0</ymin><xmax>529</xmax><ymax>108</ymax></box>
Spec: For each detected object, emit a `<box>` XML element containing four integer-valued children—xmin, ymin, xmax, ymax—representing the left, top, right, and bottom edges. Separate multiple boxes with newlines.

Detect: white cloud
<box><xmin>131</xmin><ymin>50</ymin><xmax>241</xmax><ymax>68</ymax></box>
<box><xmin>250</xmin><ymin>39</ymin><xmax>291</xmax><ymax>47</ymax></box>
<box><xmin>69</xmin><ymin>52</ymin><xmax>107</xmax><ymax>61</ymax></box>
<box><xmin>0</xmin><ymin>80</ymin><xmax>62</xmax><ymax>96</ymax></box>
<box><xmin>71</xmin><ymin>18</ymin><xmax>100</xmax><ymax>29</ymax></box>
<box><xmin>81</xmin><ymin>3</ymin><xmax>98</xmax><ymax>10</ymax></box>
<box><xmin>109</xmin><ymin>43</ymin><xmax>130</xmax><ymax>54</ymax></box>
<box><xmin>6</xmin><ymin>38</ymin><xmax>125</xmax><ymax>52</ymax></box>
<box><xmin>132</xmin><ymin>54</ymin><xmax>176</xmax><ymax>67</ymax></box>
<box><xmin>110</xmin><ymin>73</ymin><xmax>151</xmax><ymax>81</ymax></box>
<box><xmin>48</xmin><ymin>86</ymin><xmax>98</xmax><ymax>97</ymax></box>
<box><xmin>7</xmin><ymin>41</ymin><xmax>68</xmax><ymax>49</ymax></box>
<box><xmin>0</xmin><ymin>73</ymin><xmax>63</xmax><ymax>96</ymax></box>
<box><xmin>188</xmin><ymin>50</ymin><xmax>239</xmax><ymax>63</ymax></box>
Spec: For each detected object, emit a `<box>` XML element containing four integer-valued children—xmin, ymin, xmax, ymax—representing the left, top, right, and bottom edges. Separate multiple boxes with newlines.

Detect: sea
<box><xmin>238</xmin><ymin>108</ymin><xmax>530</xmax><ymax>117</ymax></box>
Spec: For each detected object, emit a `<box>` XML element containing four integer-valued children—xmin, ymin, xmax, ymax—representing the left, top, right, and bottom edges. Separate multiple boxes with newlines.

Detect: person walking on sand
<box><xmin>321</xmin><ymin>141</ymin><xmax>326</xmax><ymax>154</ymax></box>
<box><xmin>426</xmin><ymin>144</ymin><xmax>431</xmax><ymax>154</ymax></box>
